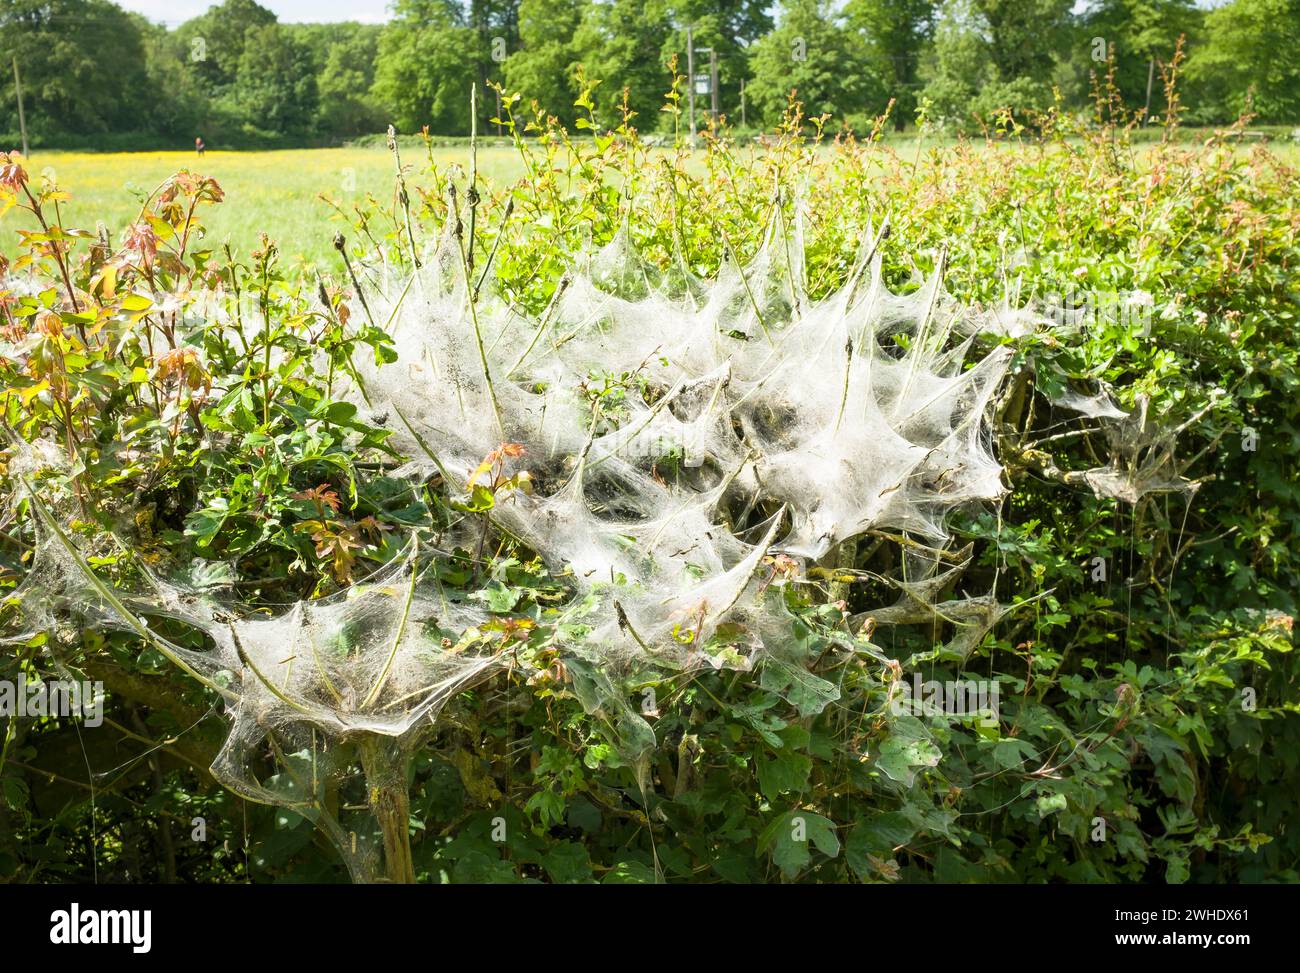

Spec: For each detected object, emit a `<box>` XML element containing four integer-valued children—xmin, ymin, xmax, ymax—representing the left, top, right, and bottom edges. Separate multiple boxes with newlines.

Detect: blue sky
<box><xmin>117</xmin><ymin>0</ymin><xmax>394</xmax><ymax>27</ymax></box>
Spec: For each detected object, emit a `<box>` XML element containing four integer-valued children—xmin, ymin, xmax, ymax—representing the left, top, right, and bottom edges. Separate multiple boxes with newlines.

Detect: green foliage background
<box><xmin>3</xmin><ymin>0</ymin><xmax>1300</xmax><ymax>149</ymax></box>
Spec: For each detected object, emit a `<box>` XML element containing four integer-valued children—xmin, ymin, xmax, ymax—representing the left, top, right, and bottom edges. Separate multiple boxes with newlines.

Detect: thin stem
<box><xmin>449</xmin><ymin>188</ymin><xmax>505</xmax><ymax>438</ymax></box>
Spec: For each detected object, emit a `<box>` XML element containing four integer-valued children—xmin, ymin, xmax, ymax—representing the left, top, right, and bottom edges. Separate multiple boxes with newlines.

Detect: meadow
<box><xmin>10</xmin><ymin>133</ymin><xmax>1294</xmax><ymax>269</ymax></box>
<box><xmin>1</xmin><ymin>147</ymin><xmax>524</xmax><ymax>268</ymax></box>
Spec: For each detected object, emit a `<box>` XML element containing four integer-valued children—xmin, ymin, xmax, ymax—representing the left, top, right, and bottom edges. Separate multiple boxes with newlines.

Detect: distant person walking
<box><xmin>195</xmin><ymin>136</ymin><xmax>205</xmax><ymax>156</ymax></box>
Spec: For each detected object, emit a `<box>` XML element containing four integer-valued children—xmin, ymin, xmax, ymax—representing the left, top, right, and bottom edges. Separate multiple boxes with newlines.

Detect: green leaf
<box><xmin>755</xmin><ymin>747</ymin><xmax>812</xmax><ymax>800</ymax></box>
<box><xmin>1036</xmin><ymin>791</ymin><xmax>1069</xmax><ymax>817</ymax></box>
<box><xmin>760</xmin><ymin>656</ymin><xmax>840</xmax><ymax>717</ymax></box>
<box><xmin>542</xmin><ymin>841</ymin><xmax>592</xmax><ymax>883</ymax></box>
<box><xmin>452</xmin><ymin>851</ymin><xmax>520</xmax><ymax>884</ymax></box>
<box><xmin>992</xmin><ymin>738</ymin><xmax>1037</xmax><ymax>770</ymax></box>
<box><xmin>875</xmin><ymin>720</ymin><xmax>942</xmax><ymax>786</ymax></box>
<box><xmin>119</xmin><ymin>293</ymin><xmax>153</xmax><ymax>312</ymax></box>
<box><xmin>184</xmin><ymin>501</ymin><xmax>229</xmax><ymax>542</ymax></box>
<box><xmin>2</xmin><ymin>777</ymin><xmax>29</xmax><ymax>811</ymax></box>
<box><xmin>759</xmin><ymin>811</ymin><xmax>840</xmax><ymax>878</ymax></box>
<box><xmin>478</xmin><ymin>583</ymin><xmax>521</xmax><ymax>613</ymax></box>
<box><xmin>602</xmin><ymin>860</ymin><xmax>657</xmax><ymax>884</ymax></box>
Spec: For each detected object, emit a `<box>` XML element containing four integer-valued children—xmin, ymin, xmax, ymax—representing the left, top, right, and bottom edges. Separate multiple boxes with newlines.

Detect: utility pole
<box><xmin>12</xmin><ymin>57</ymin><xmax>28</xmax><ymax>157</ymax></box>
<box><xmin>686</xmin><ymin>26</ymin><xmax>696</xmax><ymax>144</ymax></box>
<box><xmin>1143</xmin><ymin>59</ymin><xmax>1155</xmax><ymax>126</ymax></box>
<box><xmin>709</xmin><ymin>48</ymin><xmax>719</xmax><ymax>124</ymax></box>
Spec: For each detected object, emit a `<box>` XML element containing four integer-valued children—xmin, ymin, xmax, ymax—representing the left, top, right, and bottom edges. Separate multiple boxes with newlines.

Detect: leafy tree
<box><xmin>175</xmin><ymin>0</ymin><xmax>278</xmax><ymax>94</ymax></box>
<box><xmin>919</xmin><ymin>0</ymin><xmax>1064</xmax><ymax>130</ymax></box>
<box><xmin>284</xmin><ymin>22</ymin><xmax>364</xmax><ymax>73</ymax></box>
<box><xmin>917</xmin><ymin>0</ymin><xmax>993</xmax><ymax>128</ymax></box>
<box><xmin>467</xmin><ymin>0</ymin><xmax>522</xmax><ymax>129</ymax></box>
<box><xmin>845</xmin><ymin>0</ymin><xmax>937</xmax><ymax>129</ymax></box>
<box><xmin>135</xmin><ymin>16</ymin><xmax>208</xmax><ymax>139</ymax></box>
<box><xmin>1185</xmin><ymin>0</ymin><xmax>1300</xmax><ymax>123</ymax></box>
<box><xmin>671</xmin><ymin>0</ymin><xmax>771</xmax><ymax>46</ymax></box>
<box><xmin>0</xmin><ymin>0</ymin><xmax>151</xmax><ymax>135</ymax></box>
<box><xmin>372</xmin><ymin>0</ymin><xmax>480</xmax><ymax>134</ymax></box>
<box><xmin>746</xmin><ymin>0</ymin><xmax>881</xmax><ymax>127</ymax></box>
<box><xmin>1078</xmin><ymin>0</ymin><xmax>1201</xmax><ymax>118</ymax></box>
<box><xmin>315</xmin><ymin>27</ymin><xmax>387</xmax><ymax>138</ymax></box>
<box><xmin>660</xmin><ymin>0</ymin><xmax>775</xmax><ymax>125</ymax></box>
<box><xmin>973</xmin><ymin>0</ymin><xmax>1071</xmax><ymax>84</ymax></box>
<box><xmin>502</xmin><ymin>0</ymin><xmax>585</xmax><ymax>126</ymax></box>
<box><xmin>220</xmin><ymin>23</ymin><xmax>319</xmax><ymax>137</ymax></box>
<box><xmin>1</xmin><ymin>0</ymin><xmax>1298</xmax><ymax>144</ymax></box>
<box><xmin>571</xmin><ymin>0</ymin><xmax>674</xmax><ymax>129</ymax></box>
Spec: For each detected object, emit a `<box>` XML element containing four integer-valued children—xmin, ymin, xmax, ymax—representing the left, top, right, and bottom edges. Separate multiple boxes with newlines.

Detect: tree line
<box><xmin>2</xmin><ymin>0</ymin><xmax>1298</xmax><ymax>147</ymax></box>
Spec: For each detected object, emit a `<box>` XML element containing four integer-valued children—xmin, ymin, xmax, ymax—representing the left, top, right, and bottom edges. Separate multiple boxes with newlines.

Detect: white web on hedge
<box><xmin>353</xmin><ymin>213</ymin><xmax>1025</xmax><ymax>668</ymax></box>
<box><xmin>2</xmin><ymin>205</ymin><xmax>1198</xmax><ymax>880</ymax></box>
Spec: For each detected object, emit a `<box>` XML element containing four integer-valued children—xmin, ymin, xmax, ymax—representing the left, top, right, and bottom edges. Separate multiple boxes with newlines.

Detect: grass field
<box><xmin>2</xmin><ymin>146</ymin><xmax>525</xmax><ymax>269</ymax></box>
<box><xmin>7</xmin><ymin>137</ymin><xmax>1294</xmax><ymax>271</ymax></box>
